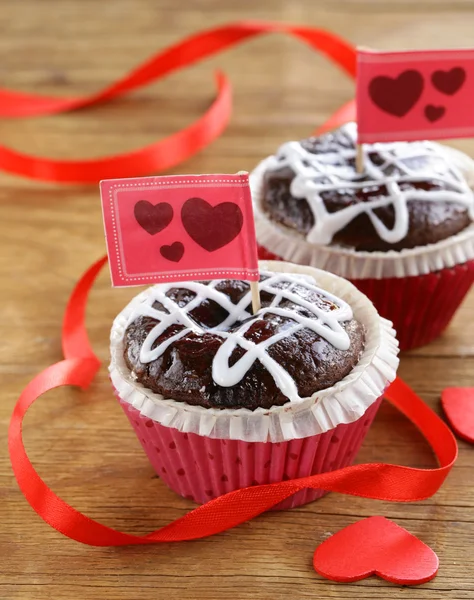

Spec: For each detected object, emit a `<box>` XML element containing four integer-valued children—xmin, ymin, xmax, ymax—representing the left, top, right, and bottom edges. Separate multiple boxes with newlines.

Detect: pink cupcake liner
<box><xmin>116</xmin><ymin>389</ymin><xmax>382</xmax><ymax>510</ymax></box>
<box><xmin>258</xmin><ymin>245</ymin><xmax>474</xmax><ymax>351</ymax></box>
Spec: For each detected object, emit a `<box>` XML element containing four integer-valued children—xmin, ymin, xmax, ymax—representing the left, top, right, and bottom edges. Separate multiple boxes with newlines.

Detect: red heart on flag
<box><xmin>432</xmin><ymin>67</ymin><xmax>466</xmax><ymax>95</ymax></box>
<box><xmin>442</xmin><ymin>387</ymin><xmax>474</xmax><ymax>444</ymax></box>
<box><xmin>160</xmin><ymin>241</ymin><xmax>185</xmax><ymax>263</ymax></box>
<box><xmin>134</xmin><ymin>201</ymin><xmax>173</xmax><ymax>235</ymax></box>
<box><xmin>181</xmin><ymin>197</ymin><xmax>243</xmax><ymax>252</ymax></box>
<box><xmin>368</xmin><ymin>70</ymin><xmax>424</xmax><ymax>117</ymax></box>
<box><xmin>313</xmin><ymin>516</ymin><xmax>438</xmax><ymax>585</ymax></box>
<box><xmin>425</xmin><ymin>104</ymin><xmax>446</xmax><ymax>123</ymax></box>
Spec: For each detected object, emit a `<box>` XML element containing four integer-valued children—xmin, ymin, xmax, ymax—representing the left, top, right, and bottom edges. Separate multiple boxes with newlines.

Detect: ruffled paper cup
<box><xmin>251</xmin><ymin>158</ymin><xmax>474</xmax><ymax>351</ymax></box>
<box><xmin>110</xmin><ymin>261</ymin><xmax>399</xmax><ymax>509</ymax></box>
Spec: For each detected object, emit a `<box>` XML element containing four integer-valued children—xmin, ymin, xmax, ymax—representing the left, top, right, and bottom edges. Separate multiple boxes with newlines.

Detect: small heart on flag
<box><xmin>313</xmin><ymin>516</ymin><xmax>439</xmax><ymax>586</ymax></box>
<box><xmin>160</xmin><ymin>242</ymin><xmax>184</xmax><ymax>262</ymax></box>
<box><xmin>442</xmin><ymin>387</ymin><xmax>474</xmax><ymax>444</ymax></box>
<box><xmin>432</xmin><ymin>67</ymin><xmax>466</xmax><ymax>95</ymax></box>
<box><xmin>425</xmin><ymin>104</ymin><xmax>446</xmax><ymax>122</ymax></box>
<box><xmin>134</xmin><ymin>200</ymin><xmax>173</xmax><ymax>235</ymax></box>
<box><xmin>181</xmin><ymin>197</ymin><xmax>244</xmax><ymax>252</ymax></box>
<box><xmin>368</xmin><ymin>70</ymin><xmax>424</xmax><ymax>117</ymax></box>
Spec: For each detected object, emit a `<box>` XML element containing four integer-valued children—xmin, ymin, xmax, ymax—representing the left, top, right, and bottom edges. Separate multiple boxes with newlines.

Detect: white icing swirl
<box><xmin>264</xmin><ymin>122</ymin><xmax>474</xmax><ymax>245</ymax></box>
<box><xmin>127</xmin><ymin>272</ymin><xmax>353</xmax><ymax>402</ymax></box>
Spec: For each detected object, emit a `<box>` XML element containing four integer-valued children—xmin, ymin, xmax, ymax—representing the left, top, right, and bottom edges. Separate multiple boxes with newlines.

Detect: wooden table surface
<box><xmin>2</xmin><ymin>1</ymin><xmax>474</xmax><ymax>599</ymax></box>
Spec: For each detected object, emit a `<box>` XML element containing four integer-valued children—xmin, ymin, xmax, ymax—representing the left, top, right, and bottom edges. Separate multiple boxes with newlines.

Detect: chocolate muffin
<box><xmin>123</xmin><ymin>271</ymin><xmax>365</xmax><ymax>410</ymax></box>
<box><xmin>111</xmin><ymin>262</ymin><xmax>398</xmax><ymax>507</ymax></box>
<box><xmin>252</xmin><ymin>124</ymin><xmax>474</xmax><ymax>350</ymax></box>
<box><xmin>261</xmin><ymin>122</ymin><xmax>474</xmax><ymax>252</ymax></box>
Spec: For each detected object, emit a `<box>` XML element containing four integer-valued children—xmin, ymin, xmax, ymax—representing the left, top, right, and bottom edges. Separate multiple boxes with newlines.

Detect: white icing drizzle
<box><xmin>264</xmin><ymin>122</ymin><xmax>474</xmax><ymax>245</ymax></box>
<box><xmin>127</xmin><ymin>272</ymin><xmax>353</xmax><ymax>402</ymax></box>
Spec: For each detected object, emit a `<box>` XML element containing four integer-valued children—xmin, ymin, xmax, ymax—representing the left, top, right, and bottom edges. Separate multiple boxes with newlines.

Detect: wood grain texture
<box><xmin>1</xmin><ymin>1</ymin><xmax>474</xmax><ymax>598</ymax></box>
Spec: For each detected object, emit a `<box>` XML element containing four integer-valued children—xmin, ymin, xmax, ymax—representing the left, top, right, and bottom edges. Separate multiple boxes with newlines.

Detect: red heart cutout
<box><xmin>369</xmin><ymin>70</ymin><xmax>424</xmax><ymax>117</ymax></box>
<box><xmin>134</xmin><ymin>200</ymin><xmax>173</xmax><ymax>235</ymax></box>
<box><xmin>425</xmin><ymin>104</ymin><xmax>446</xmax><ymax>123</ymax></box>
<box><xmin>432</xmin><ymin>67</ymin><xmax>466</xmax><ymax>95</ymax></box>
<box><xmin>442</xmin><ymin>387</ymin><xmax>474</xmax><ymax>443</ymax></box>
<box><xmin>160</xmin><ymin>241</ymin><xmax>184</xmax><ymax>262</ymax></box>
<box><xmin>181</xmin><ymin>197</ymin><xmax>243</xmax><ymax>252</ymax></box>
<box><xmin>313</xmin><ymin>516</ymin><xmax>438</xmax><ymax>585</ymax></box>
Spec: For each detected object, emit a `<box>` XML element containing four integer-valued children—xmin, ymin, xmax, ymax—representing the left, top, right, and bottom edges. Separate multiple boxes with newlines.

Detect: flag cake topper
<box><xmin>357</xmin><ymin>47</ymin><xmax>474</xmax><ymax>144</ymax></box>
<box><xmin>100</xmin><ymin>172</ymin><xmax>261</xmax><ymax>310</ymax></box>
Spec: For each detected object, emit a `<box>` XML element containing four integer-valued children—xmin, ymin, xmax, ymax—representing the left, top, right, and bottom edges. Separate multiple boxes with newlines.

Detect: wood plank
<box><xmin>2</xmin><ymin>2</ymin><xmax>474</xmax><ymax>599</ymax></box>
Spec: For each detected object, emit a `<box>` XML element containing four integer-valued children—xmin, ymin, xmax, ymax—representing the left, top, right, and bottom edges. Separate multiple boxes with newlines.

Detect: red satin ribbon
<box><xmin>8</xmin><ymin>22</ymin><xmax>458</xmax><ymax>547</ymax></box>
<box><xmin>0</xmin><ymin>72</ymin><xmax>231</xmax><ymax>184</ymax></box>
<box><xmin>0</xmin><ymin>21</ymin><xmax>355</xmax><ymax>183</ymax></box>
<box><xmin>9</xmin><ymin>256</ymin><xmax>458</xmax><ymax>546</ymax></box>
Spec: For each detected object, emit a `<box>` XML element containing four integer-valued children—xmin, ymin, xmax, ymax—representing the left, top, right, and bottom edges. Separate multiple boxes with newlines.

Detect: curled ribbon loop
<box><xmin>9</xmin><ymin>256</ymin><xmax>458</xmax><ymax>546</ymax></box>
<box><xmin>0</xmin><ymin>21</ymin><xmax>355</xmax><ymax>183</ymax></box>
<box><xmin>8</xmin><ymin>22</ymin><xmax>458</xmax><ymax>547</ymax></box>
<box><xmin>0</xmin><ymin>72</ymin><xmax>231</xmax><ymax>183</ymax></box>
<box><xmin>0</xmin><ymin>22</ymin><xmax>355</xmax><ymax>118</ymax></box>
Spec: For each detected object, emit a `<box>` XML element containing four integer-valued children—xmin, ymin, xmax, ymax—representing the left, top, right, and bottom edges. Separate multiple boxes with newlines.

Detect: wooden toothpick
<box><xmin>243</xmin><ymin>167</ymin><xmax>261</xmax><ymax>315</ymax></box>
<box><xmin>356</xmin><ymin>143</ymin><xmax>365</xmax><ymax>174</ymax></box>
<box><xmin>250</xmin><ymin>280</ymin><xmax>261</xmax><ymax>314</ymax></box>
<box><xmin>356</xmin><ymin>143</ymin><xmax>365</xmax><ymax>173</ymax></box>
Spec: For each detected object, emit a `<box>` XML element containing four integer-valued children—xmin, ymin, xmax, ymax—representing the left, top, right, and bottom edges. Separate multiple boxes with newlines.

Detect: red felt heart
<box><xmin>432</xmin><ymin>67</ymin><xmax>466</xmax><ymax>95</ymax></box>
<box><xmin>181</xmin><ymin>197</ymin><xmax>243</xmax><ymax>252</ymax></box>
<box><xmin>369</xmin><ymin>70</ymin><xmax>424</xmax><ymax>117</ymax></box>
<box><xmin>442</xmin><ymin>387</ymin><xmax>474</xmax><ymax>444</ymax></box>
<box><xmin>160</xmin><ymin>241</ymin><xmax>184</xmax><ymax>262</ymax></box>
<box><xmin>313</xmin><ymin>516</ymin><xmax>438</xmax><ymax>586</ymax></box>
<box><xmin>134</xmin><ymin>200</ymin><xmax>173</xmax><ymax>235</ymax></box>
<box><xmin>425</xmin><ymin>104</ymin><xmax>446</xmax><ymax>123</ymax></box>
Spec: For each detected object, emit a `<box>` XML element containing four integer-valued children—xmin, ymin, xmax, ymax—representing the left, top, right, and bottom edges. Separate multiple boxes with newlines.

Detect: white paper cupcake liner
<box><xmin>250</xmin><ymin>157</ymin><xmax>474</xmax><ymax>280</ymax></box>
<box><xmin>110</xmin><ymin>261</ymin><xmax>399</xmax><ymax>443</ymax></box>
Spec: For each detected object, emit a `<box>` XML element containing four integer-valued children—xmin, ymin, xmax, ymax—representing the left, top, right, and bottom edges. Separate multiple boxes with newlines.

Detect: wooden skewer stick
<box><xmin>250</xmin><ymin>280</ymin><xmax>261</xmax><ymax>314</ymax></box>
<box><xmin>356</xmin><ymin>143</ymin><xmax>365</xmax><ymax>174</ymax></box>
<box><xmin>245</xmin><ymin>166</ymin><xmax>261</xmax><ymax>315</ymax></box>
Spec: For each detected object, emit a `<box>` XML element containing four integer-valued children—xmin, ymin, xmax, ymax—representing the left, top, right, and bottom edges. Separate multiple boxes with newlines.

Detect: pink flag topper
<box><xmin>357</xmin><ymin>47</ymin><xmax>474</xmax><ymax>143</ymax></box>
<box><xmin>100</xmin><ymin>173</ymin><xmax>259</xmax><ymax>287</ymax></box>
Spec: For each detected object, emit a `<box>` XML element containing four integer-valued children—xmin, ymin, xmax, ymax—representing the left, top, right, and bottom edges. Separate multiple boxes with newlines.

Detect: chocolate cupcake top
<box><xmin>122</xmin><ymin>271</ymin><xmax>365</xmax><ymax>411</ymax></box>
<box><xmin>261</xmin><ymin>122</ymin><xmax>474</xmax><ymax>251</ymax></box>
